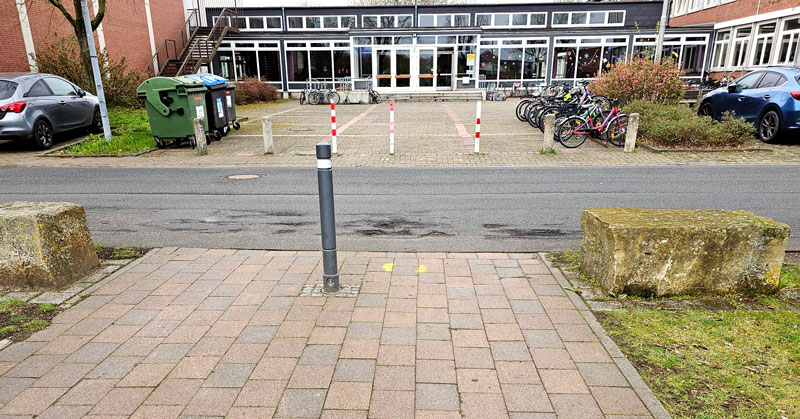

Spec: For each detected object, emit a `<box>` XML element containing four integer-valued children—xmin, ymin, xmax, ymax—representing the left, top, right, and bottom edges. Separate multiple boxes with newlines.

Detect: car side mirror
<box><xmin>727</xmin><ymin>84</ymin><xmax>737</xmax><ymax>93</ymax></box>
<box><xmin>77</xmin><ymin>89</ymin><xmax>86</xmax><ymax>97</ymax></box>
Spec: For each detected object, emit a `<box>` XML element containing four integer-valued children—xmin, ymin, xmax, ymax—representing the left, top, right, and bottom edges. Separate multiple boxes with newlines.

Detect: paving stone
<box><xmin>143</xmin><ymin>343</ymin><xmax>193</xmax><ymax>363</ymax></box>
<box><xmin>369</xmin><ymin>390</ymin><xmax>414</xmax><ymax>419</ymax></box>
<box><xmin>460</xmin><ymin>392</ymin><xmax>508</xmax><ymax>418</ymax></box>
<box><xmin>340</xmin><ymin>338</ymin><xmax>380</xmax><ymax>359</ymax></box>
<box><xmin>417</xmin><ymin>340</ymin><xmax>455</xmax><ymax>360</ymax></box>
<box><xmin>564</xmin><ymin>342</ymin><xmax>612</xmax><ymax>363</ymax></box>
<box><xmin>490</xmin><ymin>341</ymin><xmax>532</xmax><ymax>361</ymax></box>
<box><xmin>576</xmin><ymin>363</ymin><xmax>630</xmax><ymax>387</ymax></box>
<box><xmin>37</xmin><ymin>404</ymin><xmax>93</xmax><ymax>419</ymax></box>
<box><xmin>346</xmin><ymin>322</ymin><xmax>383</xmax><ymax>339</ymax></box>
<box><xmin>333</xmin><ymin>359</ymin><xmax>375</xmax><ymax>382</ymax></box>
<box><xmin>381</xmin><ymin>327</ymin><xmax>416</xmax><ymax>345</ymax></box>
<box><xmin>452</xmin><ymin>329</ymin><xmax>489</xmax><ymax>348</ymax></box>
<box><xmin>252</xmin><ymin>356</ymin><xmax>298</xmax><ymax>380</ymax></box>
<box><xmin>220</xmin><ymin>343</ymin><xmax>267</xmax><ymax>364</ymax></box>
<box><xmin>415</xmin><ymin>383</ymin><xmax>459</xmax><ymax>411</ymax></box>
<box><xmin>276</xmin><ymin>388</ymin><xmax>326</xmax><ymax>417</ymax></box>
<box><xmin>449</xmin><ymin>313</ymin><xmax>484</xmax><ymax>330</ymax></box>
<box><xmin>85</xmin><ymin>356</ymin><xmax>143</xmax><ymax>379</ymax></box>
<box><xmin>298</xmin><ymin>344</ymin><xmax>341</xmax><ymax>365</ymax></box>
<box><xmin>530</xmin><ymin>348</ymin><xmax>575</xmax><ymax>370</ymax></box>
<box><xmin>590</xmin><ymin>386</ymin><xmax>649</xmax><ymax>415</ymax></box>
<box><xmin>56</xmin><ymin>378</ymin><xmax>117</xmax><ymax>405</ymax></box>
<box><xmin>144</xmin><ymin>378</ymin><xmax>203</xmax><ymax>405</ymax></box>
<box><xmin>454</xmin><ymin>347</ymin><xmax>494</xmax><ymax>369</ymax></box>
<box><xmin>495</xmin><ymin>361</ymin><xmax>541</xmax><ymax>385</ymax></box>
<box><xmin>0</xmin><ymin>377</ymin><xmax>35</xmax><ymax>404</ymax></box>
<box><xmin>5</xmin><ymin>354</ymin><xmax>66</xmax><ymax>378</ymax></box>
<box><xmin>324</xmin><ymin>381</ymin><xmax>372</xmax><ymax>410</ymax></box>
<box><xmin>118</xmin><ymin>362</ymin><xmax>174</xmax><ymax>387</ymax></box>
<box><xmin>0</xmin><ymin>386</ymin><xmax>66</xmax><ymax>415</ymax></box>
<box><xmin>416</xmin><ymin>359</ymin><xmax>457</xmax><ymax>384</ymax></box>
<box><xmin>182</xmin><ymin>387</ymin><xmax>240</xmax><ymax>416</ymax></box>
<box><xmin>502</xmin><ymin>384</ymin><xmax>553</xmax><ymax>413</ymax></box>
<box><xmin>522</xmin><ymin>329</ymin><xmax>565</xmax><ymax>349</ymax></box>
<box><xmin>32</xmin><ymin>362</ymin><xmax>94</xmax><ymax>388</ymax></box>
<box><xmin>377</xmin><ymin>345</ymin><xmax>415</xmax><ymax>366</ymax></box>
<box><xmin>548</xmin><ymin>394</ymin><xmax>603</xmax><ymax>419</ymax></box>
<box><xmin>234</xmin><ymin>379</ymin><xmax>286</xmax><ymax>407</ymax></box>
<box><xmin>203</xmin><ymin>362</ymin><xmax>255</xmax><ymax>388</ymax></box>
<box><xmin>539</xmin><ymin>369</ymin><xmax>590</xmax><ymax>394</ymax></box>
<box><xmin>374</xmin><ymin>365</ymin><xmax>415</xmax><ymax>390</ymax></box>
<box><xmin>90</xmin><ymin>387</ymin><xmax>152</xmax><ymax>416</ymax></box>
<box><xmin>417</xmin><ymin>323</ymin><xmax>451</xmax><ymax>340</ymax></box>
<box><xmin>456</xmin><ymin>368</ymin><xmax>502</xmax><ymax>393</ymax></box>
<box><xmin>288</xmin><ymin>365</ymin><xmax>335</xmax><ymax>389</ymax></box>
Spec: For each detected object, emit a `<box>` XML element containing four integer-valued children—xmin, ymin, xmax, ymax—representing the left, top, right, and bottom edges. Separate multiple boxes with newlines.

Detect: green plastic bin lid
<box><xmin>136</xmin><ymin>76</ymin><xmax>206</xmax><ymax>94</ymax></box>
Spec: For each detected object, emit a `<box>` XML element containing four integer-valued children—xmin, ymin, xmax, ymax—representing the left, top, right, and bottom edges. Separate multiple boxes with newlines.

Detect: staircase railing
<box><xmin>175</xmin><ymin>8</ymin><xmax>241</xmax><ymax>76</ymax></box>
<box><xmin>145</xmin><ymin>9</ymin><xmax>201</xmax><ymax>77</ymax></box>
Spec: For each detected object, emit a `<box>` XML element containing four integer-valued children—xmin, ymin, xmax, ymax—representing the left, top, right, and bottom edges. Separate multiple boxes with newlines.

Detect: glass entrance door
<box><xmin>376</xmin><ymin>49</ymin><xmax>392</xmax><ymax>88</ymax></box>
<box><xmin>374</xmin><ymin>48</ymin><xmax>413</xmax><ymax>89</ymax></box>
<box><xmin>418</xmin><ymin>49</ymin><xmax>435</xmax><ymax>89</ymax></box>
<box><xmin>436</xmin><ymin>47</ymin><xmax>455</xmax><ymax>90</ymax></box>
<box><xmin>395</xmin><ymin>49</ymin><xmax>411</xmax><ymax>88</ymax></box>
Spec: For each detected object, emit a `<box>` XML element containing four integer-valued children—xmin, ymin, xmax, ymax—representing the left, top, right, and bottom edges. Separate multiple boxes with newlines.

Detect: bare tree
<box><xmin>27</xmin><ymin>0</ymin><xmax>106</xmax><ymax>87</ymax></box>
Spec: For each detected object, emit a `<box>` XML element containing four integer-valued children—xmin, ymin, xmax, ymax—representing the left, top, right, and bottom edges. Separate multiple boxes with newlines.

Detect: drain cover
<box><xmin>299</xmin><ymin>284</ymin><xmax>360</xmax><ymax>297</ymax></box>
<box><xmin>288</xmin><ymin>127</ymin><xmax>313</xmax><ymax>132</ymax></box>
<box><xmin>227</xmin><ymin>174</ymin><xmax>260</xmax><ymax>180</ymax></box>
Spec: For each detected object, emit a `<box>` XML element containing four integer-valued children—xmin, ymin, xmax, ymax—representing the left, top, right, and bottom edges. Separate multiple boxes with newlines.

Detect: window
<box><xmin>419</xmin><ymin>15</ymin><xmax>434</xmax><ymax>27</ymax></box>
<box><xmin>362</xmin><ymin>16</ymin><xmax>377</xmax><ymax>28</ymax></box>
<box><xmin>288</xmin><ymin>17</ymin><xmax>303</xmax><ymax>28</ymax></box>
<box><xmin>25</xmin><ymin>80</ymin><xmax>49</xmax><ymax>97</ymax></box>
<box><xmin>530</xmin><ymin>13</ymin><xmax>545</xmax><ymax>26</ymax></box>
<box><xmin>341</xmin><ymin>16</ymin><xmax>355</xmax><ymax>28</ymax></box>
<box><xmin>731</xmin><ymin>26</ymin><xmax>752</xmax><ymax>68</ymax></box>
<box><xmin>479</xmin><ymin>48</ymin><xmax>499</xmax><ymax>80</ymax></box>
<box><xmin>553</xmin><ymin>11</ymin><xmax>624</xmax><ymax>27</ymax></box>
<box><xmin>436</xmin><ymin>15</ymin><xmax>451</xmax><ymax>27</ymax></box>
<box><xmin>494</xmin><ymin>14</ymin><xmax>509</xmax><ymax>26</ymax></box>
<box><xmin>752</xmin><ymin>22</ymin><xmax>776</xmax><ymax>66</ymax></box>
<box><xmin>553</xmin><ymin>47</ymin><xmax>576</xmax><ymax>79</ymax></box>
<box><xmin>333</xmin><ymin>50</ymin><xmax>351</xmax><ymax>78</ymax></box>
<box><xmin>734</xmin><ymin>72</ymin><xmax>763</xmax><ymax>89</ymax></box>
<box><xmin>398</xmin><ymin>15</ymin><xmax>412</xmax><ymax>27</ymax></box>
<box><xmin>571</xmin><ymin>13</ymin><xmax>587</xmax><ymax>25</ymax></box>
<box><xmin>257</xmin><ymin>50</ymin><xmax>281</xmax><ymax>82</ymax></box>
<box><xmin>235</xmin><ymin>50</ymin><xmax>258</xmax><ymax>80</ymax></box>
<box><xmin>266</xmin><ymin>17</ymin><xmax>281</xmax><ymax>29</ymax></box>
<box><xmin>45</xmin><ymin>78</ymin><xmax>76</xmax><ymax>96</ymax></box>
<box><xmin>248</xmin><ymin>17</ymin><xmax>263</xmax><ymax>29</ymax></box>
<box><xmin>309</xmin><ymin>50</ymin><xmax>330</xmax><ymax>79</ymax></box>
<box><xmin>218</xmin><ymin>52</ymin><xmax>234</xmax><ymax>79</ymax></box>
<box><xmin>304</xmin><ymin>17</ymin><xmax>320</xmax><ymax>28</ymax></box>
<box><xmin>454</xmin><ymin>14</ymin><xmax>469</xmax><ymax>27</ymax></box>
<box><xmin>476</xmin><ymin>14</ymin><xmax>491</xmax><ymax>26</ymax></box>
<box><xmin>287</xmin><ymin>51</ymin><xmax>308</xmax><ymax>81</ymax></box>
<box><xmin>499</xmin><ymin>48</ymin><xmax>523</xmax><ymax>80</ymax></box>
<box><xmin>354</xmin><ymin>47</ymin><xmax>372</xmax><ymax>78</ymax></box>
<box><xmin>552</xmin><ymin>13</ymin><xmax>568</xmax><ymax>25</ymax></box>
<box><xmin>381</xmin><ymin>16</ymin><xmax>395</xmax><ymax>28</ymax></box>
<box><xmin>523</xmin><ymin>47</ymin><xmax>547</xmax><ymax>79</ymax></box>
<box><xmin>756</xmin><ymin>72</ymin><xmax>786</xmax><ymax>88</ymax></box>
<box><xmin>713</xmin><ymin>31</ymin><xmax>730</xmax><ymax>68</ymax></box>
<box><xmin>777</xmin><ymin>17</ymin><xmax>800</xmax><ymax>64</ymax></box>
<box><xmin>512</xmin><ymin>13</ymin><xmax>527</xmax><ymax>26</ymax></box>
<box><xmin>323</xmin><ymin>16</ymin><xmax>337</xmax><ymax>28</ymax></box>
<box><xmin>577</xmin><ymin>45</ymin><xmax>601</xmax><ymax>78</ymax></box>
<box><xmin>479</xmin><ymin>38</ymin><xmax>548</xmax><ymax>83</ymax></box>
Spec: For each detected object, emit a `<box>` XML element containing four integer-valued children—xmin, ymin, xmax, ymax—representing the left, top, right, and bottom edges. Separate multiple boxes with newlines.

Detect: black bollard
<box><xmin>316</xmin><ymin>142</ymin><xmax>340</xmax><ymax>292</ymax></box>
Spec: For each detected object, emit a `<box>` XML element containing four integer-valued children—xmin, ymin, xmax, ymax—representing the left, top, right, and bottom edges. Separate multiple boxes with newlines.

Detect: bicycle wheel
<box><xmin>538</xmin><ymin>107</ymin><xmax>560</xmax><ymax>133</ymax></box>
<box><xmin>558</xmin><ymin>116</ymin><xmax>589</xmax><ymax>148</ymax></box>
<box><xmin>309</xmin><ymin>91</ymin><xmax>321</xmax><ymax>105</ymax></box>
<box><xmin>526</xmin><ymin>103</ymin><xmax>544</xmax><ymax>128</ymax></box>
<box><xmin>591</xmin><ymin>95</ymin><xmax>612</xmax><ymax>112</ymax></box>
<box><xmin>515</xmin><ymin>100</ymin><xmax>530</xmax><ymax>121</ymax></box>
<box><xmin>326</xmin><ymin>91</ymin><xmax>340</xmax><ymax>105</ymax></box>
<box><xmin>370</xmin><ymin>91</ymin><xmax>382</xmax><ymax>104</ymax></box>
<box><xmin>299</xmin><ymin>91</ymin><xmax>306</xmax><ymax>105</ymax></box>
<box><xmin>605</xmin><ymin>114</ymin><xmax>628</xmax><ymax>147</ymax></box>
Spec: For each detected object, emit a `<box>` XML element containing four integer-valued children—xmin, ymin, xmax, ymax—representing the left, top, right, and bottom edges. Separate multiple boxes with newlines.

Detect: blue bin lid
<box><xmin>184</xmin><ymin>73</ymin><xmax>228</xmax><ymax>86</ymax></box>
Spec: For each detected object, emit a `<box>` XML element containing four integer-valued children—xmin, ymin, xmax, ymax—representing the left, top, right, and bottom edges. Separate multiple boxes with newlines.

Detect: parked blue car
<box><xmin>698</xmin><ymin>67</ymin><xmax>800</xmax><ymax>143</ymax></box>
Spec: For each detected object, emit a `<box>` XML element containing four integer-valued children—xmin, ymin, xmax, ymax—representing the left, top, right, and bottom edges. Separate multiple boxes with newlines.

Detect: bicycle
<box><xmin>366</xmin><ymin>80</ymin><xmax>382</xmax><ymax>104</ymax></box>
<box><xmin>556</xmin><ymin>100</ymin><xmax>628</xmax><ymax>148</ymax></box>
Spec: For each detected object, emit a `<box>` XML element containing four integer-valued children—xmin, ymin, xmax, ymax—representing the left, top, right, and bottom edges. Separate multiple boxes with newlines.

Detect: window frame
<box><xmin>216</xmin><ymin>41</ymin><xmax>283</xmax><ymax>84</ymax></box>
<box><xmin>475</xmin><ymin>12</ymin><xmax>546</xmax><ymax>28</ymax></box>
<box><xmin>550</xmin><ymin>10</ymin><xmax>625</xmax><ymax>28</ymax></box>
<box><xmin>361</xmin><ymin>14</ymin><xmax>413</xmax><ymax>29</ymax></box>
<box><xmin>418</xmin><ymin>13</ymin><xmax>470</xmax><ymax>28</ymax></box>
<box><xmin>285</xmin><ymin>15</ymin><xmax>355</xmax><ymax>31</ymax></box>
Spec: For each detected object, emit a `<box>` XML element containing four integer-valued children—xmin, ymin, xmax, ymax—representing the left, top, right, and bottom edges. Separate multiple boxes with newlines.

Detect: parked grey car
<box><xmin>0</xmin><ymin>73</ymin><xmax>102</xmax><ymax>149</ymax></box>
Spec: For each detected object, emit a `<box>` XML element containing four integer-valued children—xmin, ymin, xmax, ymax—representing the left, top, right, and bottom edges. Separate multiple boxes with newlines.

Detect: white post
<box><xmin>330</xmin><ymin>101</ymin><xmax>338</xmax><ymax>154</ymax></box>
<box><xmin>389</xmin><ymin>99</ymin><xmax>395</xmax><ymax>155</ymax></box>
<box><xmin>193</xmin><ymin>118</ymin><xmax>207</xmax><ymax>156</ymax></box>
<box><xmin>624</xmin><ymin>113</ymin><xmax>640</xmax><ymax>153</ymax></box>
<box><xmin>262</xmin><ymin>116</ymin><xmax>274</xmax><ymax>154</ymax></box>
<box><xmin>474</xmin><ymin>100</ymin><xmax>482</xmax><ymax>154</ymax></box>
<box><xmin>654</xmin><ymin>0</ymin><xmax>671</xmax><ymax>62</ymax></box>
<box><xmin>541</xmin><ymin>114</ymin><xmax>555</xmax><ymax>153</ymax></box>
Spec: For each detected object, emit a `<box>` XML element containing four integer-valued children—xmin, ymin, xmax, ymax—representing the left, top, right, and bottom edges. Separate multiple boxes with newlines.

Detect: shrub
<box><xmin>235</xmin><ymin>77</ymin><xmax>280</xmax><ymax>105</ymax></box>
<box><xmin>624</xmin><ymin>100</ymin><xmax>754</xmax><ymax>148</ymax></box>
<box><xmin>592</xmin><ymin>58</ymin><xmax>687</xmax><ymax>105</ymax></box>
<box><xmin>34</xmin><ymin>37</ymin><xmax>146</xmax><ymax>108</ymax></box>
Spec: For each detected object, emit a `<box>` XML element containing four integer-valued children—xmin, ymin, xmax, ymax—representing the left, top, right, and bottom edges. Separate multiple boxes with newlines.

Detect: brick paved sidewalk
<box><xmin>0</xmin><ymin>249</ymin><xmax>668</xmax><ymax>418</ymax></box>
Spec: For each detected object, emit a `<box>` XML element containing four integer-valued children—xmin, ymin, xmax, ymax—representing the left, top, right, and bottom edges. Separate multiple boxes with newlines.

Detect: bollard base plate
<box><xmin>322</xmin><ymin>274</ymin><xmax>340</xmax><ymax>293</ymax></box>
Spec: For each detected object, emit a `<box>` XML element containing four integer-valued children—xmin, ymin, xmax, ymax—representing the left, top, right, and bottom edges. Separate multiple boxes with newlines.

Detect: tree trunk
<box><xmin>73</xmin><ymin>1</ymin><xmax>95</xmax><ymax>92</ymax></box>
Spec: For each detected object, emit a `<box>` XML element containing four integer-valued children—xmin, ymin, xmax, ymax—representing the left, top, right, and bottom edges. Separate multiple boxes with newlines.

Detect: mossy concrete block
<box><xmin>0</xmin><ymin>202</ymin><xmax>99</xmax><ymax>288</ymax></box>
<box><xmin>580</xmin><ymin>208</ymin><xmax>790</xmax><ymax>297</ymax></box>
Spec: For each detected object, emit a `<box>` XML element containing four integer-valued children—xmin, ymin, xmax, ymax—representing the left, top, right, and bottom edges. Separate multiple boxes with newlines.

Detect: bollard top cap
<box><xmin>316</xmin><ymin>143</ymin><xmax>332</xmax><ymax>159</ymax></box>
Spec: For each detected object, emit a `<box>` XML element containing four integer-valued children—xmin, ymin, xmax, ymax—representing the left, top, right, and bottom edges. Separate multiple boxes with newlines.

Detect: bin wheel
<box><xmin>155</xmin><ymin>138</ymin><xmax>166</xmax><ymax>149</ymax></box>
<box><xmin>233</xmin><ymin>121</ymin><xmax>241</xmax><ymax>130</ymax></box>
<box><xmin>213</xmin><ymin>131</ymin><xmax>222</xmax><ymax>141</ymax></box>
<box><xmin>221</xmin><ymin>126</ymin><xmax>230</xmax><ymax>137</ymax></box>
<box><xmin>189</xmin><ymin>136</ymin><xmax>197</xmax><ymax>149</ymax></box>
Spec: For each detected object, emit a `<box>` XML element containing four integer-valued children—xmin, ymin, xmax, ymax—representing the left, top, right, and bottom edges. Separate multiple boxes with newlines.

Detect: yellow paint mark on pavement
<box><xmin>417</xmin><ymin>265</ymin><xmax>428</xmax><ymax>273</ymax></box>
<box><xmin>383</xmin><ymin>263</ymin><xmax>394</xmax><ymax>272</ymax></box>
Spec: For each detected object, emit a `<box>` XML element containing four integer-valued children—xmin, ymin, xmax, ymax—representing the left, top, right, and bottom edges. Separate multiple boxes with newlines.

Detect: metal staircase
<box><xmin>145</xmin><ymin>8</ymin><xmax>240</xmax><ymax>78</ymax></box>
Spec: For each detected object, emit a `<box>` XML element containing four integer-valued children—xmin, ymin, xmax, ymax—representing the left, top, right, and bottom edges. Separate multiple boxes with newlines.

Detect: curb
<box><xmin>539</xmin><ymin>252</ymin><xmax>673</xmax><ymax>419</ymax></box>
<box><xmin>639</xmin><ymin>143</ymin><xmax>773</xmax><ymax>153</ymax></box>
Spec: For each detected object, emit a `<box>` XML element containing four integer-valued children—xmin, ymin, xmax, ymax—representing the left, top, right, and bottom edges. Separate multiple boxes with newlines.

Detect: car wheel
<box><xmin>698</xmin><ymin>102</ymin><xmax>714</xmax><ymax>118</ymax></box>
<box><xmin>757</xmin><ymin>110</ymin><xmax>781</xmax><ymax>143</ymax></box>
<box><xmin>32</xmin><ymin>119</ymin><xmax>54</xmax><ymax>150</ymax></box>
<box><xmin>90</xmin><ymin>108</ymin><xmax>103</xmax><ymax>134</ymax></box>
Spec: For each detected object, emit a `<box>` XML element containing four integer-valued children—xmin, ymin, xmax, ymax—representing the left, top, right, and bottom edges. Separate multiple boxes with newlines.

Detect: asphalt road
<box><xmin>1</xmin><ymin>166</ymin><xmax>798</xmax><ymax>251</ymax></box>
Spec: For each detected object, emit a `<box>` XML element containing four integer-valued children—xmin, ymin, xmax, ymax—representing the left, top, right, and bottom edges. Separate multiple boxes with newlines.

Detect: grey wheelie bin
<box><xmin>136</xmin><ymin>76</ymin><xmax>208</xmax><ymax>148</ymax></box>
<box><xmin>185</xmin><ymin>73</ymin><xmax>229</xmax><ymax>140</ymax></box>
<box><xmin>224</xmin><ymin>82</ymin><xmax>240</xmax><ymax>132</ymax></box>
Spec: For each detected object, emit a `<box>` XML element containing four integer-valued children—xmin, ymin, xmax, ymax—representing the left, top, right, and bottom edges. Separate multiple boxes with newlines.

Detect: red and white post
<box><xmin>474</xmin><ymin>100</ymin><xmax>482</xmax><ymax>153</ymax></box>
<box><xmin>330</xmin><ymin>101</ymin><xmax>337</xmax><ymax>154</ymax></box>
<box><xmin>389</xmin><ymin>100</ymin><xmax>395</xmax><ymax>155</ymax></box>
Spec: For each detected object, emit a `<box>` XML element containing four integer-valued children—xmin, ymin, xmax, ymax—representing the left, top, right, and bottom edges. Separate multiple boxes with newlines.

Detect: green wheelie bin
<box><xmin>136</xmin><ymin>77</ymin><xmax>208</xmax><ymax>148</ymax></box>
